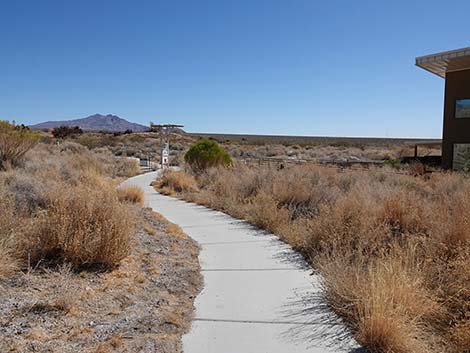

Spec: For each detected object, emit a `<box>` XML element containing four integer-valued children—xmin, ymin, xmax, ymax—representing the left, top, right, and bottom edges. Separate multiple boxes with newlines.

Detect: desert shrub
<box><xmin>113</xmin><ymin>157</ymin><xmax>140</xmax><ymax>178</ymax></box>
<box><xmin>303</xmin><ymin>191</ymin><xmax>379</xmax><ymax>256</ymax></box>
<box><xmin>200</xmin><ymin>165</ymin><xmax>268</xmax><ymax>200</ymax></box>
<box><xmin>117</xmin><ymin>185</ymin><xmax>144</xmax><ymax>205</ymax></box>
<box><xmin>1</xmin><ymin>171</ymin><xmax>48</xmax><ymax>214</ymax></box>
<box><xmin>52</xmin><ymin>125</ymin><xmax>83</xmax><ymax>139</ymax></box>
<box><xmin>113</xmin><ymin>129</ymin><xmax>133</xmax><ymax>136</ymax></box>
<box><xmin>153</xmin><ymin>170</ymin><xmax>198</xmax><ymax>195</ymax></box>
<box><xmin>384</xmin><ymin>158</ymin><xmax>401</xmax><ymax>168</ymax></box>
<box><xmin>91</xmin><ymin>149</ymin><xmax>140</xmax><ymax>179</ymax></box>
<box><xmin>127</xmin><ymin>134</ymin><xmax>145</xmax><ymax>144</ymax></box>
<box><xmin>317</xmin><ymin>247</ymin><xmax>441</xmax><ymax>353</ymax></box>
<box><xmin>184</xmin><ymin>139</ymin><xmax>231</xmax><ymax>172</ymax></box>
<box><xmin>43</xmin><ymin>141</ymin><xmax>139</xmax><ymax>179</ymax></box>
<box><xmin>272</xmin><ymin>166</ymin><xmax>336</xmax><ymax>219</ymax></box>
<box><xmin>75</xmin><ymin>135</ymin><xmax>102</xmax><ymax>149</ymax></box>
<box><xmin>377</xmin><ymin>191</ymin><xmax>431</xmax><ymax>237</ymax></box>
<box><xmin>407</xmin><ymin>161</ymin><xmax>426</xmax><ymax>176</ymax></box>
<box><xmin>0</xmin><ymin>120</ymin><xmax>39</xmax><ymax>169</ymax></box>
<box><xmin>245</xmin><ymin>192</ymin><xmax>290</xmax><ymax>234</ymax></box>
<box><xmin>28</xmin><ymin>183</ymin><xmax>133</xmax><ymax>268</ymax></box>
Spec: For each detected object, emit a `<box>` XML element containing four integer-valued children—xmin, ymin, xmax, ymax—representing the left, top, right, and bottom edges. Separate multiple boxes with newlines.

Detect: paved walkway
<box><xmin>123</xmin><ymin>172</ymin><xmax>360</xmax><ymax>353</ymax></box>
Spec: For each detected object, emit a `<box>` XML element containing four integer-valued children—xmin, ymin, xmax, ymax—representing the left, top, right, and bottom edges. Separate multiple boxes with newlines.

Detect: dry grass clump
<box><xmin>317</xmin><ymin>245</ymin><xmax>443</xmax><ymax>353</ymax></box>
<box><xmin>26</xmin><ymin>265</ymin><xmax>78</xmax><ymax>314</ymax></box>
<box><xmin>28</xmin><ymin>183</ymin><xmax>133</xmax><ymax>268</ymax></box>
<box><xmin>153</xmin><ymin>169</ymin><xmax>198</xmax><ymax>195</ymax></box>
<box><xmin>155</xmin><ymin>164</ymin><xmax>470</xmax><ymax>353</ymax></box>
<box><xmin>117</xmin><ymin>185</ymin><xmax>144</xmax><ymax>205</ymax></box>
<box><xmin>116</xmin><ymin>156</ymin><xmax>141</xmax><ymax>177</ymax></box>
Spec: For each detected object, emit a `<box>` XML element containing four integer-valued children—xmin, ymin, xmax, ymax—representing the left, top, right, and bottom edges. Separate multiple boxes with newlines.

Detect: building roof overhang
<box><xmin>416</xmin><ymin>47</ymin><xmax>470</xmax><ymax>78</ymax></box>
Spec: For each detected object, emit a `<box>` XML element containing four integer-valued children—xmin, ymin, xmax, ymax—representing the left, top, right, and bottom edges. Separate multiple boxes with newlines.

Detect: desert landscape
<box><xmin>35</xmin><ymin>121</ymin><xmax>441</xmax><ymax>169</ymax></box>
<box><xmin>1</xmin><ymin>118</ymin><xmax>467</xmax><ymax>352</ymax></box>
<box><xmin>2</xmin><ymin>2</ymin><xmax>469</xmax><ymax>352</ymax></box>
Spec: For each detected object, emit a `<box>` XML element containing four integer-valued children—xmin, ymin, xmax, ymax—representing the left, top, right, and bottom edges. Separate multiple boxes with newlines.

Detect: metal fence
<box><xmin>240</xmin><ymin>157</ymin><xmax>432</xmax><ymax>176</ymax></box>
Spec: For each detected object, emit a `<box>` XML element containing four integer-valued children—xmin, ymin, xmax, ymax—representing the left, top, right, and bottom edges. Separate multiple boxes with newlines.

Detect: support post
<box><xmin>150</xmin><ymin>123</ymin><xmax>184</xmax><ymax>169</ymax></box>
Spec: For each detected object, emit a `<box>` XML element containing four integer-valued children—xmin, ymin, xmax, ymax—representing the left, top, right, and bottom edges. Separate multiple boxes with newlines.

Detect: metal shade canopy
<box><xmin>149</xmin><ymin>123</ymin><xmax>184</xmax><ymax>168</ymax></box>
<box><xmin>416</xmin><ymin>47</ymin><xmax>470</xmax><ymax>78</ymax></box>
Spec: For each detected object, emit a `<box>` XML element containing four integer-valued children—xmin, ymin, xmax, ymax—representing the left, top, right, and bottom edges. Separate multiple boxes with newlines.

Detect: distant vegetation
<box><xmin>51</xmin><ymin>125</ymin><xmax>83</xmax><ymax>139</ymax></box>
<box><xmin>35</xmin><ymin>129</ymin><xmax>441</xmax><ymax>172</ymax></box>
<box><xmin>184</xmin><ymin>139</ymin><xmax>232</xmax><ymax>172</ymax></box>
<box><xmin>190</xmin><ymin>132</ymin><xmax>441</xmax><ymax>147</ymax></box>
<box><xmin>155</xmin><ymin>164</ymin><xmax>470</xmax><ymax>353</ymax></box>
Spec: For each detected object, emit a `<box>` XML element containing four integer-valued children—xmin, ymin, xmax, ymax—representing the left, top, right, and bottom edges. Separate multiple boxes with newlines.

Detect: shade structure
<box><xmin>416</xmin><ymin>47</ymin><xmax>470</xmax><ymax>78</ymax></box>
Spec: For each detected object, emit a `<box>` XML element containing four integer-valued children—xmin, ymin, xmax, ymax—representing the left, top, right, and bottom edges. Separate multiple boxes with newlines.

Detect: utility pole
<box><xmin>149</xmin><ymin>123</ymin><xmax>184</xmax><ymax>169</ymax></box>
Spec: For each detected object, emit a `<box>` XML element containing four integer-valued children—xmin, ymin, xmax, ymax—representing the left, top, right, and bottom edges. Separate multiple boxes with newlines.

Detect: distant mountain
<box><xmin>30</xmin><ymin>114</ymin><xmax>150</xmax><ymax>132</ymax></box>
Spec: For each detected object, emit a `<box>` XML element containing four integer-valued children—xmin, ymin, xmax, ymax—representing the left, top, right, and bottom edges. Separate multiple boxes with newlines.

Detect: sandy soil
<box><xmin>0</xmin><ymin>208</ymin><xmax>202</xmax><ymax>353</ymax></box>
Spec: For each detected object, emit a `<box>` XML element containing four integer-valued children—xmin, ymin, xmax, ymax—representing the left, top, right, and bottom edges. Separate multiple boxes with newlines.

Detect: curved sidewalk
<box><xmin>123</xmin><ymin>172</ymin><xmax>360</xmax><ymax>353</ymax></box>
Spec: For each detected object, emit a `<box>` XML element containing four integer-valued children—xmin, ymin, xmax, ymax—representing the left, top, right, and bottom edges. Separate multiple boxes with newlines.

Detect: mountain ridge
<box><xmin>30</xmin><ymin>114</ymin><xmax>150</xmax><ymax>132</ymax></box>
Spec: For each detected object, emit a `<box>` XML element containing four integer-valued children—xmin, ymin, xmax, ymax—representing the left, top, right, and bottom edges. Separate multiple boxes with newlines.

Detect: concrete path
<box><xmin>123</xmin><ymin>172</ymin><xmax>360</xmax><ymax>353</ymax></box>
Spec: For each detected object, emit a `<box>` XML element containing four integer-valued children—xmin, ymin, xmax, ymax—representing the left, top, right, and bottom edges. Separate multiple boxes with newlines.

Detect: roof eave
<box><xmin>416</xmin><ymin>47</ymin><xmax>470</xmax><ymax>79</ymax></box>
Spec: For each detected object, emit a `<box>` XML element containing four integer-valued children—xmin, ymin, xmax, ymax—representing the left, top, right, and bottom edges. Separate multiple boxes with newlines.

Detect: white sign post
<box><xmin>162</xmin><ymin>143</ymin><xmax>169</xmax><ymax>168</ymax></box>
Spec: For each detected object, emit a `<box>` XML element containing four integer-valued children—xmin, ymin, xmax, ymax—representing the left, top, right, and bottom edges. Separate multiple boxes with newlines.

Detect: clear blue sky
<box><xmin>1</xmin><ymin>0</ymin><xmax>469</xmax><ymax>138</ymax></box>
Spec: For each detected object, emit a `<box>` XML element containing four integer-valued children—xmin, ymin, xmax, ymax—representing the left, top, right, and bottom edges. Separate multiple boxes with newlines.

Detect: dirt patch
<box><xmin>0</xmin><ymin>207</ymin><xmax>202</xmax><ymax>353</ymax></box>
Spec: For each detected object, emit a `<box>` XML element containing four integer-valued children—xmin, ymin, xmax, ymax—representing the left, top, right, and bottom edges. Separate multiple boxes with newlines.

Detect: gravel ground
<box><xmin>0</xmin><ymin>208</ymin><xmax>202</xmax><ymax>353</ymax></box>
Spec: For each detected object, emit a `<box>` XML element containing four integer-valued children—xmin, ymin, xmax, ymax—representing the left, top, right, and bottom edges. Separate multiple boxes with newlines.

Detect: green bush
<box><xmin>0</xmin><ymin>121</ymin><xmax>39</xmax><ymax>170</ymax></box>
<box><xmin>184</xmin><ymin>139</ymin><xmax>231</xmax><ymax>172</ymax></box>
